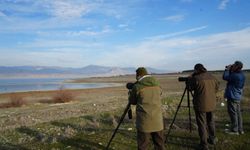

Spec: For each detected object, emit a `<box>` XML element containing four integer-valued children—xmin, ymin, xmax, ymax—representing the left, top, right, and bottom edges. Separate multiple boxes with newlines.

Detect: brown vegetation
<box><xmin>0</xmin><ymin>94</ymin><xmax>26</xmax><ymax>108</ymax></box>
<box><xmin>52</xmin><ymin>87</ymin><xmax>75</xmax><ymax>103</ymax></box>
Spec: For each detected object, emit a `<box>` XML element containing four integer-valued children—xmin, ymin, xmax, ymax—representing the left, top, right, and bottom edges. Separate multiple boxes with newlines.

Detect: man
<box><xmin>190</xmin><ymin>64</ymin><xmax>219</xmax><ymax>150</ymax></box>
<box><xmin>223</xmin><ymin>61</ymin><xmax>245</xmax><ymax>135</ymax></box>
<box><xmin>129</xmin><ymin>67</ymin><xmax>165</xmax><ymax>150</ymax></box>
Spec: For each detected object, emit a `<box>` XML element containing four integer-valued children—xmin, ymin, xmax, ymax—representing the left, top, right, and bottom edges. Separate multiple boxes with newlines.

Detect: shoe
<box><xmin>195</xmin><ymin>144</ymin><xmax>209</xmax><ymax>150</ymax></box>
<box><xmin>207</xmin><ymin>137</ymin><xmax>218</xmax><ymax>145</ymax></box>
<box><xmin>225</xmin><ymin>130</ymin><xmax>239</xmax><ymax>135</ymax></box>
<box><xmin>239</xmin><ymin>131</ymin><xmax>245</xmax><ymax>135</ymax></box>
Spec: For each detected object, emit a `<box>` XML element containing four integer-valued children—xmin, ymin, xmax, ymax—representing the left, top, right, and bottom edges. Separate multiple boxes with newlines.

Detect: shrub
<box><xmin>9</xmin><ymin>94</ymin><xmax>26</xmax><ymax>107</ymax></box>
<box><xmin>53</xmin><ymin>87</ymin><xmax>74</xmax><ymax>103</ymax></box>
<box><xmin>0</xmin><ymin>94</ymin><xmax>26</xmax><ymax>108</ymax></box>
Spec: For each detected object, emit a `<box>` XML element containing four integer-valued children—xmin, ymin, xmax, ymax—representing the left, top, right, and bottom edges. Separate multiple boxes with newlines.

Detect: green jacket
<box><xmin>129</xmin><ymin>75</ymin><xmax>164</xmax><ymax>132</ymax></box>
<box><xmin>190</xmin><ymin>72</ymin><xmax>219</xmax><ymax>112</ymax></box>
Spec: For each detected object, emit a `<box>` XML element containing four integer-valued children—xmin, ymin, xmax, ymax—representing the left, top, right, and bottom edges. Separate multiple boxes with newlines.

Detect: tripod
<box><xmin>105</xmin><ymin>102</ymin><xmax>132</xmax><ymax>150</ymax></box>
<box><xmin>165</xmin><ymin>83</ymin><xmax>193</xmax><ymax>143</ymax></box>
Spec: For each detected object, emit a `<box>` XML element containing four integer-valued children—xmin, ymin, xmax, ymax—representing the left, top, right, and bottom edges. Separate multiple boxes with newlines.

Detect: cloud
<box><xmin>163</xmin><ymin>14</ymin><xmax>185</xmax><ymax>22</ymax></box>
<box><xmin>0</xmin><ymin>49</ymin><xmax>86</xmax><ymax>67</ymax></box>
<box><xmin>0</xmin><ymin>45</ymin><xmax>103</xmax><ymax>67</ymax></box>
<box><xmin>0</xmin><ymin>1</ymin><xmax>249</xmax><ymax>71</ymax></box>
<box><xmin>0</xmin><ymin>0</ymin><xmax>134</xmax><ymax>33</ymax></box>
<box><xmin>1</xmin><ymin>27</ymin><xmax>250</xmax><ymax>70</ymax></box>
<box><xmin>47</xmin><ymin>0</ymin><xmax>92</xmax><ymax>19</ymax></box>
<box><xmin>218</xmin><ymin>0</ymin><xmax>230</xmax><ymax>10</ymax></box>
<box><xmin>0</xmin><ymin>0</ymin><xmax>112</xmax><ymax>20</ymax></box>
<box><xmin>66</xmin><ymin>25</ymin><xmax>113</xmax><ymax>36</ymax></box>
<box><xmin>146</xmin><ymin>26</ymin><xmax>208</xmax><ymax>40</ymax></box>
<box><xmin>118</xmin><ymin>24</ymin><xmax>128</xmax><ymax>28</ymax></box>
<box><xmin>0</xmin><ymin>11</ymin><xmax>6</xmax><ymax>17</ymax></box>
<box><xmin>96</xmin><ymin>27</ymin><xmax>250</xmax><ymax>70</ymax></box>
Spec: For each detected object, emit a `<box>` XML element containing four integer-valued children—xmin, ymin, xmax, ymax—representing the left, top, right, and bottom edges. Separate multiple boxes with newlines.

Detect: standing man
<box><xmin>190</xmin><ymin>64</ymin><xmax>219</xmax><ymax>150</ymax></box>
<box><xmin>223</xmin><ymin>61</ymin><xmax>245</xmax><ymax>135</ymax></box>
<box><xmin>129</xmin><ymin>67</ymin><xmax>165</xmax><ymax>150</ymax></box>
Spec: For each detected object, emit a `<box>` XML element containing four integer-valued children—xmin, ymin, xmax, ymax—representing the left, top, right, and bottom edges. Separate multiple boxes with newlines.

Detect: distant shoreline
<box><xmin>0</xmin><ymin>77</ymin><xmax>123</xmax><ymax>94</ymax></box>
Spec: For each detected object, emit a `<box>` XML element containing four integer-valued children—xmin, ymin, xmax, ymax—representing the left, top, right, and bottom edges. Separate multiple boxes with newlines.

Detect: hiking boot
<box><xmin>225</xmin><ymin>128</ymin><xmax>239</xmax><ymax>135</ymax></box>
<box><xmin>225</xmin><ymin>131</ymin><xmax>239</xmax><ymax>135</ymax></box>
<box><xmin>195</xmin><ymin>144</ymin><xmax>209</xmax><ymax>150</ymax></box>
<box><xmin>239</xmin><ymin>131</ymin><xmax>245</xmax><ymax>135</ymax></box>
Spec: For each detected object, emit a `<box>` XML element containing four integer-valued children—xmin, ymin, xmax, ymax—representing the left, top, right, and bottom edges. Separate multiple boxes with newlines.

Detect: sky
<box><xmin>0</xmin><ymin>0</ymin><xmax>250</xmax><ymax>71</ymax></box>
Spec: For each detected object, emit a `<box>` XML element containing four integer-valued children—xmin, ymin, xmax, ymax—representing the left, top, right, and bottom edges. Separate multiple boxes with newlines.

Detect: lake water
<box><xmin>0</xmin><ymin>78</ymin><xmax>119</xmax><ymax>93</ymax></box>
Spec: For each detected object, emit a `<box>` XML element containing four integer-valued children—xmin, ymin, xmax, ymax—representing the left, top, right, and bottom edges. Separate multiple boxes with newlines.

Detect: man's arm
<box><xmin>129</xmin><ymin>88</ymin><xmax>137</xmax><ymax>105</ymax></box>
<box><xmin>223</xmin><ymin>70</ymin><xmax>230</xmax><ymax>81</ymax></box>
<box><xmin>188</xmin><ymin>77</ymin><xmax>196</xmax><ymax>91</ymax></box>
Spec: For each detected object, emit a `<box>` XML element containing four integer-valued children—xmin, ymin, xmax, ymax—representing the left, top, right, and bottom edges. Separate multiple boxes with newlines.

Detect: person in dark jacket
<box><xmin>190</xmin><ymin>64</ymin><xmax>219</xmax><ymax>150</ymax></box>
<box><xmin>129</xmin><ymin>67</ymin><xmax>165</xmax><ymax>150</ymax></box>
<box><xmin>223</xmin><ymin>61</ymin><xmax>245</xmax><ymax>135</ymax></box>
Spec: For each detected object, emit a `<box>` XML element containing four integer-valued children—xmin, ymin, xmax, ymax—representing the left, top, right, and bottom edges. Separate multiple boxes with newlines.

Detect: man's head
<box><xmin>231</xmin><ymin>61</ymin><xmax>243</xmax><ymax>72</ymax></box>
<box><xmin>136</xmin><ymin>67</ymin><xmax>148</xmax><ymax>80</ymax></box>
<box><xmin>194</xmin><ymin>63</ymin><xmax>207</xmax><ymax>74</ymax></box>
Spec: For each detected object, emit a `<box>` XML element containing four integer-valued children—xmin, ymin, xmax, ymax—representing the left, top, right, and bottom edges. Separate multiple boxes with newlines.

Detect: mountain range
<box><xmin>0</xmin><ymin>65</ymin><xmax>168</xmax><ymax>78</ymax></box>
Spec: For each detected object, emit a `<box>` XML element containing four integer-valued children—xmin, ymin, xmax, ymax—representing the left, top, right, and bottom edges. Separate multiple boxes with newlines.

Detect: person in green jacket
<box><xmin>129</xmin><ymin>67</ymin><xmax>165</xmax><ymax>150</ymax></box>
<box><xmin>190</xmin><ymin>64</ymin><xmax>219</xmax><ymax>150</ymax></box>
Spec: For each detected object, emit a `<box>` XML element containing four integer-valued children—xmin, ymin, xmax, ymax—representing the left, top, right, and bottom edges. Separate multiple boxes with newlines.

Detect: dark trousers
<box><xmin>137</xmin><ymin>130</ymin><xmax>165</xmax><ymax>150</ymax></box>
<box><xmin>195</xmin><ymin>111</ymin><xmax>215</xmax><ymax>148</ymax></box>
<box><xmin>227</xmin><ymin>100</ymin><xmax>243</xmax><ymax>132</ymax></box>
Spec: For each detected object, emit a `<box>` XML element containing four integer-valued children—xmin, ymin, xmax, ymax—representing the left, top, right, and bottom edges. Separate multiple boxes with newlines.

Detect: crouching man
<box><xmin>129</xmin><ymin>67</ymin><xmax>165</xmax><ymax>150</ymax></box>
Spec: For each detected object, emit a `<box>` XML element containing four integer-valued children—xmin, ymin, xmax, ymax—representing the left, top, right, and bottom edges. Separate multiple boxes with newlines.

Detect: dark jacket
<box><xmin>190</xmin><ymin>72</ymin><xmax>219</xmax><ymax>112</ymax></box>
<box><xmin>129</xmin><ymin>75</ymin><xmax>163</xmax><ymax>132</ymax></box>
<box><xmin>223</xmin><ymin>70</ymin><xmax>245</xmax><ymax>101</ymax></box>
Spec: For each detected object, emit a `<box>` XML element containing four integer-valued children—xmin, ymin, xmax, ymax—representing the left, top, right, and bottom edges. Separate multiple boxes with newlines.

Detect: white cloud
<box><xmin>118</xmin><ymin>24</ymin><xmax>128</xmax><ymax>28</ymax></box>
<box><xmin>67</xmin><ymin>26</ymin><xmax>113</xmax><ymax>36</ymax></box>
<box><xmin>96</xmin><ymin>27</ymin><xmax>250</xmax><ymax>70</ymax></box>
<box><xmin>218</xmin><ymin>0</ymin><xmax>230</xmax><ymax>10</ymax></box>
<box><xmin>0</xmin><ymin>47</ymin><xmax>96</xmax><ymax>67</ymax></box>
<box><xmin>47</xmin><ymin>0</ymin><xmax>92</xmax><ymax>19</ymax></box>
<box><xmin>0</xmin><ymin>0</ymin><xmax>130</xmax><ymax>33</ymax></box>
<box><xmin>0</xmin><ymin>1</ymin><xmax>249</xmax><ymax>71</ymax></box>
<box><xmin>146</xmin><ymin>26</ymin><xmax>208</xmax><ymax>40</ymax></box>
<box><xmin>0</xmin><ymin>11</ymin><xmax>6</xmax><ymax>17</ymax></box>
<box><xmin>163</xmin><ymin>14</ymin><xmax>185</xmax><ymax>22</ymax></box>
<box><xmin>1</xmin><ymin>27</ymin><xmax>250</xmax><ymax>70</ymax></box>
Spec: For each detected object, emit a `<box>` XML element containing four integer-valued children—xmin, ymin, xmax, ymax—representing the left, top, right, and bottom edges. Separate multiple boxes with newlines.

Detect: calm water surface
<box><xmin>0</xmin><ymin>78</ymin><xmax>118</xmax><ymax>93</ymax></box>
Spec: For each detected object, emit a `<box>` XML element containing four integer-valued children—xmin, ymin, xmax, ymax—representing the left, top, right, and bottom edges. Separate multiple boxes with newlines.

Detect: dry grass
<box><xmin>0</xmin><ymin>94</ymin><xmax>26</xmax><ymax>108</ymax></box>
<box><xmin>52</xmin><ymin>87</ymin><xmax>75</xmax><ymax>103</ymax></box>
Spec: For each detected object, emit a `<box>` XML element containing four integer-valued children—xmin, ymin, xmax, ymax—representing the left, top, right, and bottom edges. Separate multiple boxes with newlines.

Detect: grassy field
<box><xmin>0</xmin><ymin>72</ymin><xmax>249</xmax><ymax>150</ymax></box>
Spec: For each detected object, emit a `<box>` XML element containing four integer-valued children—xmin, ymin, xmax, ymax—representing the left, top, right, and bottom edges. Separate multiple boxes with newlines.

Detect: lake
<box><xmin>0</xmin><ymin>78</ymin><xmax>120</xmax><ymax>93</ymax></box>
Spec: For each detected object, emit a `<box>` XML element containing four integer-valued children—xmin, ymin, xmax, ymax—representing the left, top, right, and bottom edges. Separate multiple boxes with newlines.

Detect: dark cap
<box><xmin>234</xmin><ymin>61</ymin><xmax>243</xmax><ymax>69</ymax></box>
<box><xmin>136</xmin><ymin>67</ymin><xmax>148</xmax><ymax>77</ymax></box>
<box><xmin>194</xmin><ymin>63</ymin><xmax>207</xmax><ymax>72</ymax></box>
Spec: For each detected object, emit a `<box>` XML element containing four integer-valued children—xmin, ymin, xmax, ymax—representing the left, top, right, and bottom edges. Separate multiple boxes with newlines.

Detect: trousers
<box><xmin>227</xmin><ymin>99</ymin><xmax>243</xmax><ymax>132</ymax></box>
<box><xmin>195</xmin><ymin>111</ymin><xmax>215</xmax><ymax>148</ymax></box>
<box><xmin>137</xmin><ymin>130</ymin><xmax>165</xmax><ymax>150</ymax></box>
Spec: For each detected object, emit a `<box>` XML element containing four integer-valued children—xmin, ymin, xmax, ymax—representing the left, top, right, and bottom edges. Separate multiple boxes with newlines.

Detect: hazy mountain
<box><xmin>0</xmin><ymin>65</ymin><xmax>168</xmax><ymax>78</ymax></box>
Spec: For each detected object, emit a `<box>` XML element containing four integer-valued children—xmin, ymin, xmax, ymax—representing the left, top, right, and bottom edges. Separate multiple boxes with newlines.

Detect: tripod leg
<box><xmin>165</xmin><ymin>87</ymin><xmax>187</xmax><ymax>143</ymax></box>
<box><xmin>187</xmin><ymin>90</ymin><xmax>192</xmax><ymax>132</ymax></box>
<box><xmin>106</xmin><ymin>103</ymin><xmax>131</xmax><ymax>150</ymax></box>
